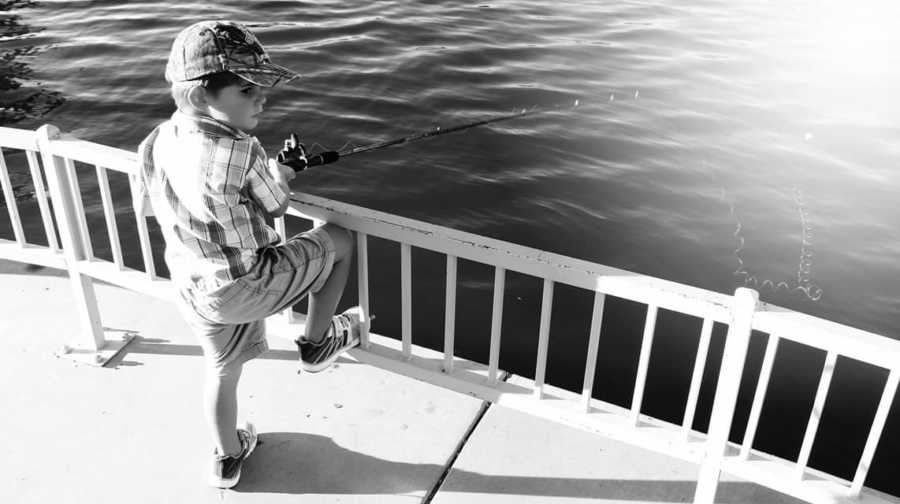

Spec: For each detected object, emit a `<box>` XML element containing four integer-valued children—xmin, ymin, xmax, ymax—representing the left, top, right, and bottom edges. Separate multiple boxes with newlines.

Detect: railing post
<box><xmin>307</xmin><ymin>218</ymin><xmax>325</xmax><ymax>320</ymax></box>
<box><xmin>443</xmin><ymin>255</ymin><xmax>457</xmax><ymax>372</ymax></box>
<box><xmin>357</xmin><ymin>232</ymin><xmax>371</xmax><ymax>349</ymax></box>
<box><xmin>36</xmin><ymin>125</ymin><xmax>133</xmax><ymax>366</ymax></box>
<box><xmin>694</xmin><ymin>287</ymin><xmax>758</xmax><ymax>504</ymax></box>
<box><xmin>0</xmin><ymin>147</ymin><xmax>26</xmax><ymax>246</ymax></box>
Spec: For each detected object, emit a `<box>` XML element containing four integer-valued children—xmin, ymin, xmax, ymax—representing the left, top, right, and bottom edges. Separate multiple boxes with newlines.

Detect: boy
<box><xmin>135</xmin><ymin>21</ymin><xmax>366</xmax><ymax>489</ymax></box>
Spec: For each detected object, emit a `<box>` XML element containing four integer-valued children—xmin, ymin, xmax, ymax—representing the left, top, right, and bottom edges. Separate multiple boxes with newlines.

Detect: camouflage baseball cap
<box><xmin>165</xmin><ymin>21</ymin><xmax>300</xmax><ymax>87</ymax></box>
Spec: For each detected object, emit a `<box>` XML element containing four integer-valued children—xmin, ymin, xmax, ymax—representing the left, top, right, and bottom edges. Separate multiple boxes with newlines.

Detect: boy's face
<box><xmin>204</xmin><ymin>80</ymin><xmax>267</xmax><ymax>131</ymax></box>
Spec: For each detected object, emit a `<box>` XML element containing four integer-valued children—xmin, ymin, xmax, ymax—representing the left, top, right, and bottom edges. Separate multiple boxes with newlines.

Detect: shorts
<box><xmin>176</xmin><ymin>226</ymin><xmax>337</xmax><ymax>372</ymax></box>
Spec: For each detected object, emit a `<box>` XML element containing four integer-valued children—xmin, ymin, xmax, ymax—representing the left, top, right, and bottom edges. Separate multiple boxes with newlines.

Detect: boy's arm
<box><xmin>267</xmin><ymin>159</ymin><xmax>297</xmax><ymax>217</ymax></box>
<box><xmin>245</xmin><ymin>147</ymin><xmax>295</xmax><ymax>219</ymax></box>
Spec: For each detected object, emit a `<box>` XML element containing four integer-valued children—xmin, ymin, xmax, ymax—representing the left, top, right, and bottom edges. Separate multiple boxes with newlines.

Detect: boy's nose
<box><xmin>258</xmin><ymin>94</ymin><xmax>267</xmax><ymax>106</ymax></box>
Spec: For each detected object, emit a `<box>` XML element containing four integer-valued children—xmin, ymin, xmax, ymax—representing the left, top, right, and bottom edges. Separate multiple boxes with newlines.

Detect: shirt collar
<box><xmin>172</xmin><ymin>110</ymin><xmax>250</xmax><ymax>140</ymax></box>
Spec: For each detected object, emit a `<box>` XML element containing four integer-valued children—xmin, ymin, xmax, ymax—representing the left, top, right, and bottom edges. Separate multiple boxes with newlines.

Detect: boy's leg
<box><xmin>204</xmin><ymin>360</ymin><xmax>244</xmax><ymax>456</ymax></box>
<box><xmin>304</xmin><ymin>223</ymin><xmax>354</xmax><ymax>343</ymax></box>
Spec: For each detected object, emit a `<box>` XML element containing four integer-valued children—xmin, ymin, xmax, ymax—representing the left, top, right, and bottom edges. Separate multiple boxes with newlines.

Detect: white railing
<box><xmin>1</xmin><ymin>124</ymin><xmax>899</xmax><ymax>504</ymax></box>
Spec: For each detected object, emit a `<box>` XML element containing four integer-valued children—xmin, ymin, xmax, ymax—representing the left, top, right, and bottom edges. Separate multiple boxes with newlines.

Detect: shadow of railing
<box><xmin>236</xmin><ymin>432</ymin><xmax>803</xmax><ymax>503</ymax></box>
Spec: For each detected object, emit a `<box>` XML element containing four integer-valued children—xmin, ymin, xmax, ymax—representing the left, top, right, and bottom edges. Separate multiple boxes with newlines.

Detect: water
<box><xmin>4</xmin><ymin>0</ymin><xmax>900</xmax><ymax>493</ymax></box>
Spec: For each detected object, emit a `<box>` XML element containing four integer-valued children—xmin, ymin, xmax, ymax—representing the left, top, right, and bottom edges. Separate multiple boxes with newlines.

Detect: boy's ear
<box><xmin>186</xmin><ymin>85</ymin><xmax>208</xmax><ymax>111</ymax></box>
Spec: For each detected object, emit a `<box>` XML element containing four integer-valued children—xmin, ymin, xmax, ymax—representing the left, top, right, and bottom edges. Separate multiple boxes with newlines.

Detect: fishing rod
<box><xmin>276</xmin><ymin>100</ymin><xmax>581</xmax><ymax>171</ymax></box>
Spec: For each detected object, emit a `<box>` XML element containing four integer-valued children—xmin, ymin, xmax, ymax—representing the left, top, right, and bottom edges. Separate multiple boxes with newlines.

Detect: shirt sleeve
<box><xmin>132</xmin><ymin>129</ymin><xmax>157</xmax><ymax>217</ymax></box>
<box><xmin>244</xmin><ymin>140</ymin><xmax>288</xmax><ymax>213</ymax></box>
<box><xmin>131</xmin><ymin>175</ymin><xmax>154</xmax><ymax>218</ymax></box>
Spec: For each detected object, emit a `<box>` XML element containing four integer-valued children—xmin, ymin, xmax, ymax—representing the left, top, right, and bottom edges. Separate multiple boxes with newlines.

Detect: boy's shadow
<box><xmin>237</xmin><ymin>432</ymin><xmax>438</xmax><ymax>495</ymax></box>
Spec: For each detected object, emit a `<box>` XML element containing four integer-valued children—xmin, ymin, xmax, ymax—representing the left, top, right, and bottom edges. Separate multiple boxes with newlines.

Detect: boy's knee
<box><xmin>207</xmin><ymin>360</ymin><xmax>243</xmax><ymax>381</ymax></box>
<box><xmin>322</xmin><ymin>224</ymin><xmax>354</xmax><ymax>259</ymax></box>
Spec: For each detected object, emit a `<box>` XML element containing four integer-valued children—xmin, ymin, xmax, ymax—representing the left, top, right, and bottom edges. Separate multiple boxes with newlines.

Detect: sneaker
<box><xmin>297</xmin><ymin>307</ymin><xmax>365</xmax><ymax>373</ymax></box>
<box><xmin>209</xmin><ymin>422</ymin><xmax>258</xmax><ymax>489</ymax></box>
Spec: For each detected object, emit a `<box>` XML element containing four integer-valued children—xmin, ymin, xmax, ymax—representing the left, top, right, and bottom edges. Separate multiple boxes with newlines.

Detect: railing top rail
<box><xmin>754</xmin><ymin>303</ymin><xmax>900</xmax><ymax>371</ymax></box>
<box><xmin>2</xmin><ymin>126</ymin><xmax>136</xmax><ymax>173</ymax></box>
<box><xmin>0</xmin><ymin>126</ymin><xmax>39</xmax><ymax>151</ymax></box>
<box><xmin>288</xmin><ymin>192</ymin><xmax>735</xmax><ymax>322</ymax></box>
<box><xmin>44</xmin><ymin>133</ymin><xmax>137</xmax><ymax>174</ymax></box>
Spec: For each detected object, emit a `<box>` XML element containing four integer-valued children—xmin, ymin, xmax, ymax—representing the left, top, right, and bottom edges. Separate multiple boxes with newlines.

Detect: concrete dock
<box><xmin>0</xmin><ymin>261</ymin><xmax>805</xmax><ymax>503</ymax></box>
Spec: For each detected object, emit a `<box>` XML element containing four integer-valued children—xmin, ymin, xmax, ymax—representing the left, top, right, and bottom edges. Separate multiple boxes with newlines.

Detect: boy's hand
<box><xmin>268</xmin><ymin>158</ymin><xmax>296</xmax><ymax>187</ymax></box>
<box><xmin>276</xmin><ymin>132</ymin><xmax>309</xmax><ymax>171</ymax></box>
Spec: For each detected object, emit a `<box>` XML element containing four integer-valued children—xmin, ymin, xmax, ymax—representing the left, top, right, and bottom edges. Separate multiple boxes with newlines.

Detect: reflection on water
<box><xmin>724</xmin><ymin>187</ymin><xmax>822</xmax><ymax>301</ymax></box>
<box><xmin>0</xmin><ymin>0</ymin><xmax>64</xmax><ymax>126</ymax></box>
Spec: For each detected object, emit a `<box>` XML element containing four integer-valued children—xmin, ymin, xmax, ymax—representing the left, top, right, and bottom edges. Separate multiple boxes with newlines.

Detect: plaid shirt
<box><xmin>136</xmin><ymin>111</ymin><xmax>288</xmax><ymax>290</ymax></box>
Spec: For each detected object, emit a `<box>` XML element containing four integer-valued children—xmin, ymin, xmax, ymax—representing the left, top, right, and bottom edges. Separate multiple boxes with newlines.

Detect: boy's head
<box><xmin>165</xmin><ymin>21</ymin><xmax>299</xmax><ymax>131</ymax></box>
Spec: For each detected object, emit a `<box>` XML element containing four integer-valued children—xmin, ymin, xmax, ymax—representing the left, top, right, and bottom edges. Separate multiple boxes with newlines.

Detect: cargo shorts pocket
<box><xmin>189</xmin><ymin>280</ymin><xmax>248</xmax><ymax>319</ymax></box>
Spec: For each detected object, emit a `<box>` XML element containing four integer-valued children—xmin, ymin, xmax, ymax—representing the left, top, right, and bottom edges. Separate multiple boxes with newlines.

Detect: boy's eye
<box><xmin>240</xmin><ymin>86</ymin><xmax>261</xmax><ymax>96</ymax></box>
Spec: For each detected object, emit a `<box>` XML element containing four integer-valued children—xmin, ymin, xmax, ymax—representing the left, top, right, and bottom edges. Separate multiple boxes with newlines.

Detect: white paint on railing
<box><xmin>631</xmin><ymin>304</ymin><xmax>659</xmax><ymax>424</ymax></box>
<box><xmin>63</xmin><ymin>158</ymin><xmax>93</xmax><ymax>261</ymax></box>
<box><xmin>46</xmin><ymin>134</ymin><xmax>137</xmax><ymax>174</ymax></box>
<box><xmin>0</xmin><ymin>147</ymin><xmax>25</xmax><ymax>246</ymax></box>
<box><xmin>852</xmin><ymin>369</ymin><xmax>900</xmax><ymax>496</ymax></box>
<box><xmin>309</xmin><ymin>216</ymin><xmax>328</xmax><ymax>330</ymax></box>
<box><xmin>36</xmin><ymin>125</ymin><xmax>106</xmax><ymax>351</ymax></box>
<box><xmin>0</xmin><ymin>239</ymin><xmax>65</xmax><ymax>270</ymax></box>
<box><xmin>357</xmin><ymin>232</ymin><xmax>371</xmax><ymax>349</ymax></box>
<box><xmin>443</xmin><ymin>254</ymin><xmax>457</xmax><ymax>372</ymax></box>
<box><xmin>741</xmin><ymin>333</ymin><xmax>780</xmax><ymax>459</ymax></box>
<box><xmin>401</xmin><ymin>242</ymin><xmax>412</xmax><ymax>359</ymax></box>
<box><xmin>534</xmin><ymin>278</ymin><xmax>554</xmax><ymax>399</ymax></box>
<box><xmin>308</xmin><ymin>217</ymin><xmax>326</xmax><ymax>319</ymax></box>
<box><xmin>76</xmin><ymin>260</ymin><xmax>173</xmax><ymax>301</ymax></box>
<box><xmin>488</xmin><ymin>266</ymin><xmax>506</xmax><ymax>384</ymax></box>
<box><xmin>694</xmin><ymin>288</ymin><xmax>758</xmax><ymax>504</ymax></box>
<box><xmin>796</xmin><ymin>351</ymin><xmax>837</xmax><ymax>479</ymax></box>
<box><xmin>581</xmin><ymin>292</ymin><xmax>606</xmax><ymax>412</ymax></box>
<box><xmin>25</xmin><ymin>150</ymin><xmax>59</xmax><ymax>252</ymax></box>
<box><xmin>753</xmin><ymin>306</ymin><xmax>900</xmax><ymax>376</ymax></box>
<box><xmin>286</xmin><ymin>193</ymin><xmax>734</xmax><ymax>324</ymax></box>
<box><xmin>0</xmin><ymin>127</ymin><xmax>39</xmax><ymax>151</ymax></box>
<box><xmin>683</xmin><ymin>317</ymin><xmax>713</xmax><ymax>439</ymax></box>
<box><xmin>95</xmin><ymin>165</ymin><xmax>124</xmax><ymax>270</ymax></box>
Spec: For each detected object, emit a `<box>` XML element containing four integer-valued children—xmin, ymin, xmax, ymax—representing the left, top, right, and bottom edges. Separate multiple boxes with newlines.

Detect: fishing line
<box><xmin>281</xmin><ymin>88</ymin><xmax>642</xmax><ymax>166</ymax></box>
<box><xmin>276</xmin><ymin>100</ymin><xmax>582</xmax><ymax>171</ymax></box>
<box><xmin>722</xmin><ymin>187</ymin><xmax>822</xmax><ymax>301</ymax></box>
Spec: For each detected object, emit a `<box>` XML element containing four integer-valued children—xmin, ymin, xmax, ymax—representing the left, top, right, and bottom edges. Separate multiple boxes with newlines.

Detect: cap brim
<box><xmin>231</xmin><ymin>62</ymin><xmax>301</xmax><ymax>87</ymax></box>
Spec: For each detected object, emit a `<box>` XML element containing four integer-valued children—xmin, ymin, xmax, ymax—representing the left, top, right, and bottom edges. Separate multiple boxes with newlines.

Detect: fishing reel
<box><xmin>276</xmin><ymin>132</ymin><xmax>340</xmax><ymax>172</ymax></box>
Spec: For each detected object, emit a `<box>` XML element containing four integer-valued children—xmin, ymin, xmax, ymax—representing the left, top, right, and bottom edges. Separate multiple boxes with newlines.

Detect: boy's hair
<box><xmin>170</xmin><ymin>71</ymin><xmax>246</xmax><ymax>112</ymax></box>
